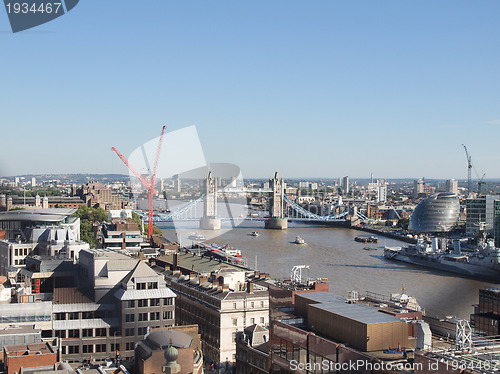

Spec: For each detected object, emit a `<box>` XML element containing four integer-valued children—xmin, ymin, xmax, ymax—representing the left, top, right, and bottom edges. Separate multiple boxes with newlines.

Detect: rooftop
<box><xmin>298</xmin><ymin>292</ymin><xmax>402</xmax><ymax>324</ymax></box>
<box><xmin>0</xmin><ymin>209</ymin><xmax>76</xmax><ymax>222</ymax></box>
<box><xmin>157</xmin><ymin>251</ymin><xmax>244</xmax><ymax>275</ymax></box>
<box><xmin>4</xmin><ymin>342</ymin><xmax>54</xmax><ymax>355</ymax></box>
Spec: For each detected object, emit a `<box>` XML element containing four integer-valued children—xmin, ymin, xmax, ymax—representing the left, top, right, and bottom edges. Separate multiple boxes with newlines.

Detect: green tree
<box><xmin>397</xmin><ymin>218</ymin><xmax>410</xmax><ymax>230</ymax></box>
<box><xmin>73</xmin><ymin>206</ymin><xmax>108</xmax><ymax>248</ymax></box>
<box><xmin>131</xmin><ymin>212</ymin><xmax>163</xmax><ymax>236</ymax></box>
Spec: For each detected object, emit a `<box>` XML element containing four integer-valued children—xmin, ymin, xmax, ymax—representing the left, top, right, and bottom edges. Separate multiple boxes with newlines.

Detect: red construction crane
<box><xmin>112</xmin><ymin>126</ymin><xmax>166</xmax><ymax>240</ymax></box>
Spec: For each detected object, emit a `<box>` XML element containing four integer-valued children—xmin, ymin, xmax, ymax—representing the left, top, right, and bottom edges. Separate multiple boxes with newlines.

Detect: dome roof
<box><xmin>409</xmin><ymin>193</ymin><xmax>460</xmax><ymax>233</ymax></box>
<box><xmin>145</xmin><ymin>329</ymin><xmax>193</xmax><ymax>350</ymax></box>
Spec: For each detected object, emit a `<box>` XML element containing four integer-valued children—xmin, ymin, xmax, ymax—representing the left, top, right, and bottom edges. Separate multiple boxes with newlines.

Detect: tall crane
<box><xmin>462</xmin><ymin>144</ymin><xmax>486</xmax><ymax>197</ymax></box>
<box><xmin>112</xmin><ymin>126</ymin><xmax>166</xmax><ymax>239</ymax></box>
<box><xmin>462</xmin><ymin>144</ymin><xmax>472</xmax><ymax>197</ymax></box>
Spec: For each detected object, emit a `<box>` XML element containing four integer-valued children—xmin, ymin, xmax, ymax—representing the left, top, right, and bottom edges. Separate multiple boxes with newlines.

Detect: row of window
<box><xmin>62</xmin><ymin>343</ymin><xmax>108</xmax><ymax>355</ymax></box>
<box><xmin>232</xmin><ymin>301</ymin><xmax>266</xmax><ymax>309</ymax></box>
<box><xmin>56</xmin><ymin>328</ymin><xmax>108</xmax><ymax>339</ymax></box>
<box><xmin>232</xmin><ymin>317</ymin><xmax>265</xmax><ymax>326</ymax></box>
<box><xmin>124</xmin><ymin>297</ymin><xmax>173</xmax><ymax>308</ymax></box>
<box><xmin>124</xmin><ymin>311</ymin><xmax>173</xmax><ymax>329</ymax></box>
<box><xmin>14</xmin><ymin>247</ymin><xmax>30</xmax><ymax>256</ymax></box>
<box><xmin>136</xmin><ymin>282</ymin><xmax>158</xmax><ymax>290</ymax></box>
<box><xmin>55</xmin><ymin>311</ymin><xmax>113</xmax><ymax>320</ymax></box>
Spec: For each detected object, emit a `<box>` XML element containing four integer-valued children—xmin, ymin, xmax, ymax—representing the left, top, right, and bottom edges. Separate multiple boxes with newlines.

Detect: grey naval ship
<box><xmin>384</xmin><ymin>235</ymin><xmax>500</xmax><ymax>282</ymax></box>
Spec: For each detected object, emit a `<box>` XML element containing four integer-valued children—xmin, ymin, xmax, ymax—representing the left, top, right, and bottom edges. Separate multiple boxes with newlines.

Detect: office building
<box><xmin>445</xmin><ymin>179</ymin><xmax>459</xmax><ymax>194</ymax></box>
<box><xmin>470</xmin><ymin>288</ymin><xmax>500</xmax><ymax>336</ymax></box>
<box><xmin>155</xmin><ymin>253</ymin><xmax>269</xmax><ymax>369</ymax></box>
<box><xmin>466</xmin><ymin>196</ymin><xmax>500</xmax><ymax>240</ymax></box>
<box><xmin>413</xmin><ymin>179</ymin><xmax>425</xmax><ymax>199</ymax></box>
<box><xmin>342</xmin><ymin>176</ymin><xmax>349</xmax><ymax>194</ymax></box>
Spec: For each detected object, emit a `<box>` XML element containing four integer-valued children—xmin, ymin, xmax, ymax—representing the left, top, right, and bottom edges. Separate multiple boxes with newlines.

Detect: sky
<box><xmin>1</xmin><ymin>1</ymin><xmax>500</xmax><ymax>180</ymax></box>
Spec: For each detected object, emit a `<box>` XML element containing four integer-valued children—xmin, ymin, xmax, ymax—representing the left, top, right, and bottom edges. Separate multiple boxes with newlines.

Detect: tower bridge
<box><xmin>136</xmin><ymin>171</ymin><xmax>360</xmax><ymax>229</ymax></box>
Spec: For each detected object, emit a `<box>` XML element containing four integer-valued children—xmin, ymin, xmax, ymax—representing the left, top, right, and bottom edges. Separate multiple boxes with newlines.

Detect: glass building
<box><xmin>409</xmin><ymin>192</ymin><xmax>460</xmax><ymax>233</ymax></box>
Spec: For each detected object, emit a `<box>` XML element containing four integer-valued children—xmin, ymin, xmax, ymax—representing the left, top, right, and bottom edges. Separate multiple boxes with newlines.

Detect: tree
<box><xmin>131</xmin><ymin>212</ymin><xmax>163</xmax><ymax>236</ymax></box>
<box><xmin>397</xmin><ymin>218</ymin><xmax>410</xmax><ymax>230</ymax></box>
<box><xmin>73</xmin><ymin>206</ymin><xmax>108</xmax><ymax>248</ymax></box>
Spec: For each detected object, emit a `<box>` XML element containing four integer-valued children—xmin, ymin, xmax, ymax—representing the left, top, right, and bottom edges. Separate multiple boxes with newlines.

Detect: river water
<box><xmin>159</xmin><ymin>221</ymin><xmax>496</xmax><ymax>319</ymax></box>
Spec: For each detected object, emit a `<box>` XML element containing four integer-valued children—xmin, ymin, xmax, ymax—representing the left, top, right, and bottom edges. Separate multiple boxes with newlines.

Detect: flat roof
<box><xmin>0</xmin><ymin>208</ymin><xmax>76</xmax><ymax>222</ymax></box>
<box><xmin>4</xmin><ymin>342</ymin><xmax>54</xmax><ymax>355</ymax></box>
<box><xmin>0</xmin><ymin>325</ymin><xmax>40</xmax><ymax>336</ymax></box>
<box><xmin>298</xmin><ymin>292</ymin><xmax>402</xmax><ymax>325</ymax></box>
<box><xmin>157</xmin><ymin>251</ymin><xmax>243</xmax><ymax>274</ymax></box>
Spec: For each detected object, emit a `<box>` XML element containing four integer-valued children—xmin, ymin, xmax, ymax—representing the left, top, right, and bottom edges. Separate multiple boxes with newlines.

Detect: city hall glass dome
<box><xmin>409</xmin><ymin>192</ymin><xmax>460</xmax><ymax>233</ymax></box>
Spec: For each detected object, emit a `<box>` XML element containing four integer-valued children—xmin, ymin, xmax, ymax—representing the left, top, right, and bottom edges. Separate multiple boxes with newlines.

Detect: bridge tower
<box><xmin>200</xmin><ymin>171</ymin><xmax>221</xmax><ymax>230</ymax></box>
<box><xmin>265</xmin><ymin>171</ymin><xmax>288</xmax><ymax>230</ymax></box>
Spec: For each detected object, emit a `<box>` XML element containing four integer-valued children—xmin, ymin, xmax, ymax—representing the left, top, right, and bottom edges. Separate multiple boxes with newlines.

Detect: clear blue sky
<box><xmin>2</xmin><ymin>1</ymin><xmax>500</xmax><ymax>180</ymax></box>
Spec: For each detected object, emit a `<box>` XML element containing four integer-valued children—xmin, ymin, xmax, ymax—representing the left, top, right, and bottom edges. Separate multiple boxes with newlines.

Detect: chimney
<box><xmin>173</xmin><ymin>253</ymin><xmax>179</xmax><ymax>269</ymax></box>
<box><xmin>247</xmin><ymin>282</ymin><xmax>254</xmax><ymax>293</ymax></box>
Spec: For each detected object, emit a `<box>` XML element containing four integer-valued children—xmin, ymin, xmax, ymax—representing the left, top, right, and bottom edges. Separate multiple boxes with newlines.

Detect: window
<box><xmin>138</xmin><ymin>299</ymin><xmax>147</xmax><ymax>307</ymax></box>
<box><xmin>125</xmin><ymin>314</ymin><xmax>135</xmax><ymax>322</ymax></box>
<box><xmin>83</xmin><ymin>345</ymin><xmax>93</xmax><ymax>354</ymax></box>
<box><xmin>164</xmin><ymin>297</ymin><xmax>173</xmax><ymax>305</ymax></box>
<box><xmin>82</xmin><ymin>311</ymin><xmax>94</xmax><ymax>319</ymax></box>
<box><xmin>139</xmin><ymin>313</ymin><xmax>148</xmax><ymax>321</ymax></box>
<box><xmin>261</xmin><ymin>301</ymin><xmax>264</xmax><ymax>307</ymax></box>
<box><xmin>55</xmin><ymin>313</ymin><xmax>66</xmax><ymax>320</ymax></box>
<box><xmin>137</xmin><ymin>282</ymin><xmax>146</xmax><ymax>290</ymax></box>
<box><xmin>55</xmin><ymin>330</ymin><xmax>66</xmax><ymax>338</ymax></box>
<box><xmin>68</xmin><ymin>345</ymin><xmax>79</xmax><ymax>354</ymax></box>
<box><xmin>163</xmin><ymin>311</ymin><xmax>173</xmax><ymax>320</ymax></box>
<box><xmin>95</xmin><ymin>328</ymin><xmax>107</xmax><ymax>337</ymax></box>
<box><xmin>251</xmin><ymin>302</ymin><xmax>255</xmax><ymax>308</ymax></box>
<box><xmin>147</xmin><ymin>282</ymin><xmax>158</xmax><ymax>289</ymax></box>
<box><xmin>95</xmin><ymin>344</ymin><xmax>106</xmax><ymax>353</ymax></box>
<box><xmin>149</xmin><ymin>312</ymin><xmax>159</xmax><ymax>320</ymax></box>
<box><xmin>82</xmin><ymin>329</ymin><xmax>93</xmax><ymax>337</ymax></box>
<box><xmin>125</xmin><ymin>328</ymin><xmax>134</xmax><ymax>336</ymax></box>
<box><xmin>232</xmin><ymin>318</ymin><xmax>237</xmax><ymax>326</ymax></box>
<box><xmin>260</xmin><ymin>317</ymin><xmax>265</xmax><ymax>324</ymax></box>
<box><xmin>68</xmin><ymin>312</ymin><xmax>79</xmax><ymax>320</ymax></box>
<box><xmin>250</xmin><ymin>318</ymin><xmax>255</xmax><ymax>324</ymax></box>
<box><xmin>150</xmin><ymin>298</ymin><xmax>160</xmax><ymax>306</ymax></box>
<box><xmin>110</xmin><ymin>343</ymin><xmax>120</xmax><ymax>352</ymax></box>
<box><xmin>125</xmin><ymin>342</ymin><xmax>134</xmax><ymax>351</ymax></box>
<box><xmin>68</xmin><ymin>329</ymin><xmax>80</xmax><ymax>338</ymax></box>
<box><xmin>233</xmin><ymin>303</ymin><xmax>237</xmax><ymax>309</ymax></box>
<box><xmin>125</xmin><ymin>300</ymin><xmax>135</xmax><ymax>308</ymax></box>
<box><xmin>232</xmin><ymin>332</ymin><xmax>237</xmax><ymax>342</ymax></box>
<box><xmin>138</xmin><ymin>327</ymin><xmax>147</xmax><ymax>335</ymax></box>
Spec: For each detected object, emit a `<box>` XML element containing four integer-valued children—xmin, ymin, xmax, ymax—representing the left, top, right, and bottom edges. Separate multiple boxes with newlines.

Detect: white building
<box><xmin>166</xmin><ymin>268</ymin><xmax>269</xmax><ymax>368</ymax></box>
<box><xmin>445</xmin><ymin>179</ymin><xmax>459</xmax><ymax>194</ymax></box>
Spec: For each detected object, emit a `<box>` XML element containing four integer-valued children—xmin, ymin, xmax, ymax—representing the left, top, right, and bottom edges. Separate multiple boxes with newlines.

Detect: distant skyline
<box><xmin>2</xmin><ymin>1</ymin><xmax>500</xmax><ymax>179</ymax></box>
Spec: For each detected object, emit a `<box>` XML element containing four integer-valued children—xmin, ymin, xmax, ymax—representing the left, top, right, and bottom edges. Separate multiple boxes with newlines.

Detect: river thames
<box><xmin>159</xmin><ymin>221</ymin><xmax>496</xmax><ymax>319</ymax></box>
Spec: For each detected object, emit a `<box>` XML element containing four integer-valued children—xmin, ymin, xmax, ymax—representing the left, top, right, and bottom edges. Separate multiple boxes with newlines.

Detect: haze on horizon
<box><xmin>2</xmin><ymin>1</ymin><xmax>500</xmax><ymax>180</ymax></box>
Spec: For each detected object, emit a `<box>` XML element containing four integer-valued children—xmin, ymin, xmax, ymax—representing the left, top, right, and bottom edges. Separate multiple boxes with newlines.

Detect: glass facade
<box><xmin>409</xmin><ymin>193</ymin><xmax>460</xmax><ymax>233</ymax></box>
<box><xmin>471</xmin><ymin>288</ymin><xmax>500</xmax><ymax>336</ymax></box>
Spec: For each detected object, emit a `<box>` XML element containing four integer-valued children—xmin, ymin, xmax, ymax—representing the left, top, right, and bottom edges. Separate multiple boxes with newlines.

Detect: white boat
<box><xmin>188</xmin><ymin>232</ymin><xmax>207</xmax><ymax>241</ymax></box>
<box><xmin>294</xmin><ymin>236</ymin><xmax>305</xmax><ymax>245</ymax></box>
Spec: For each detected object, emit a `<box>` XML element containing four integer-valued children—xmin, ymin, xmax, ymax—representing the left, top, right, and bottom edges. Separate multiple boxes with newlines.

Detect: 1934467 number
<box><xmin>6</xmin><ymin>2</ymin><xmax>63</xmax><ymax>14</ymax></box>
